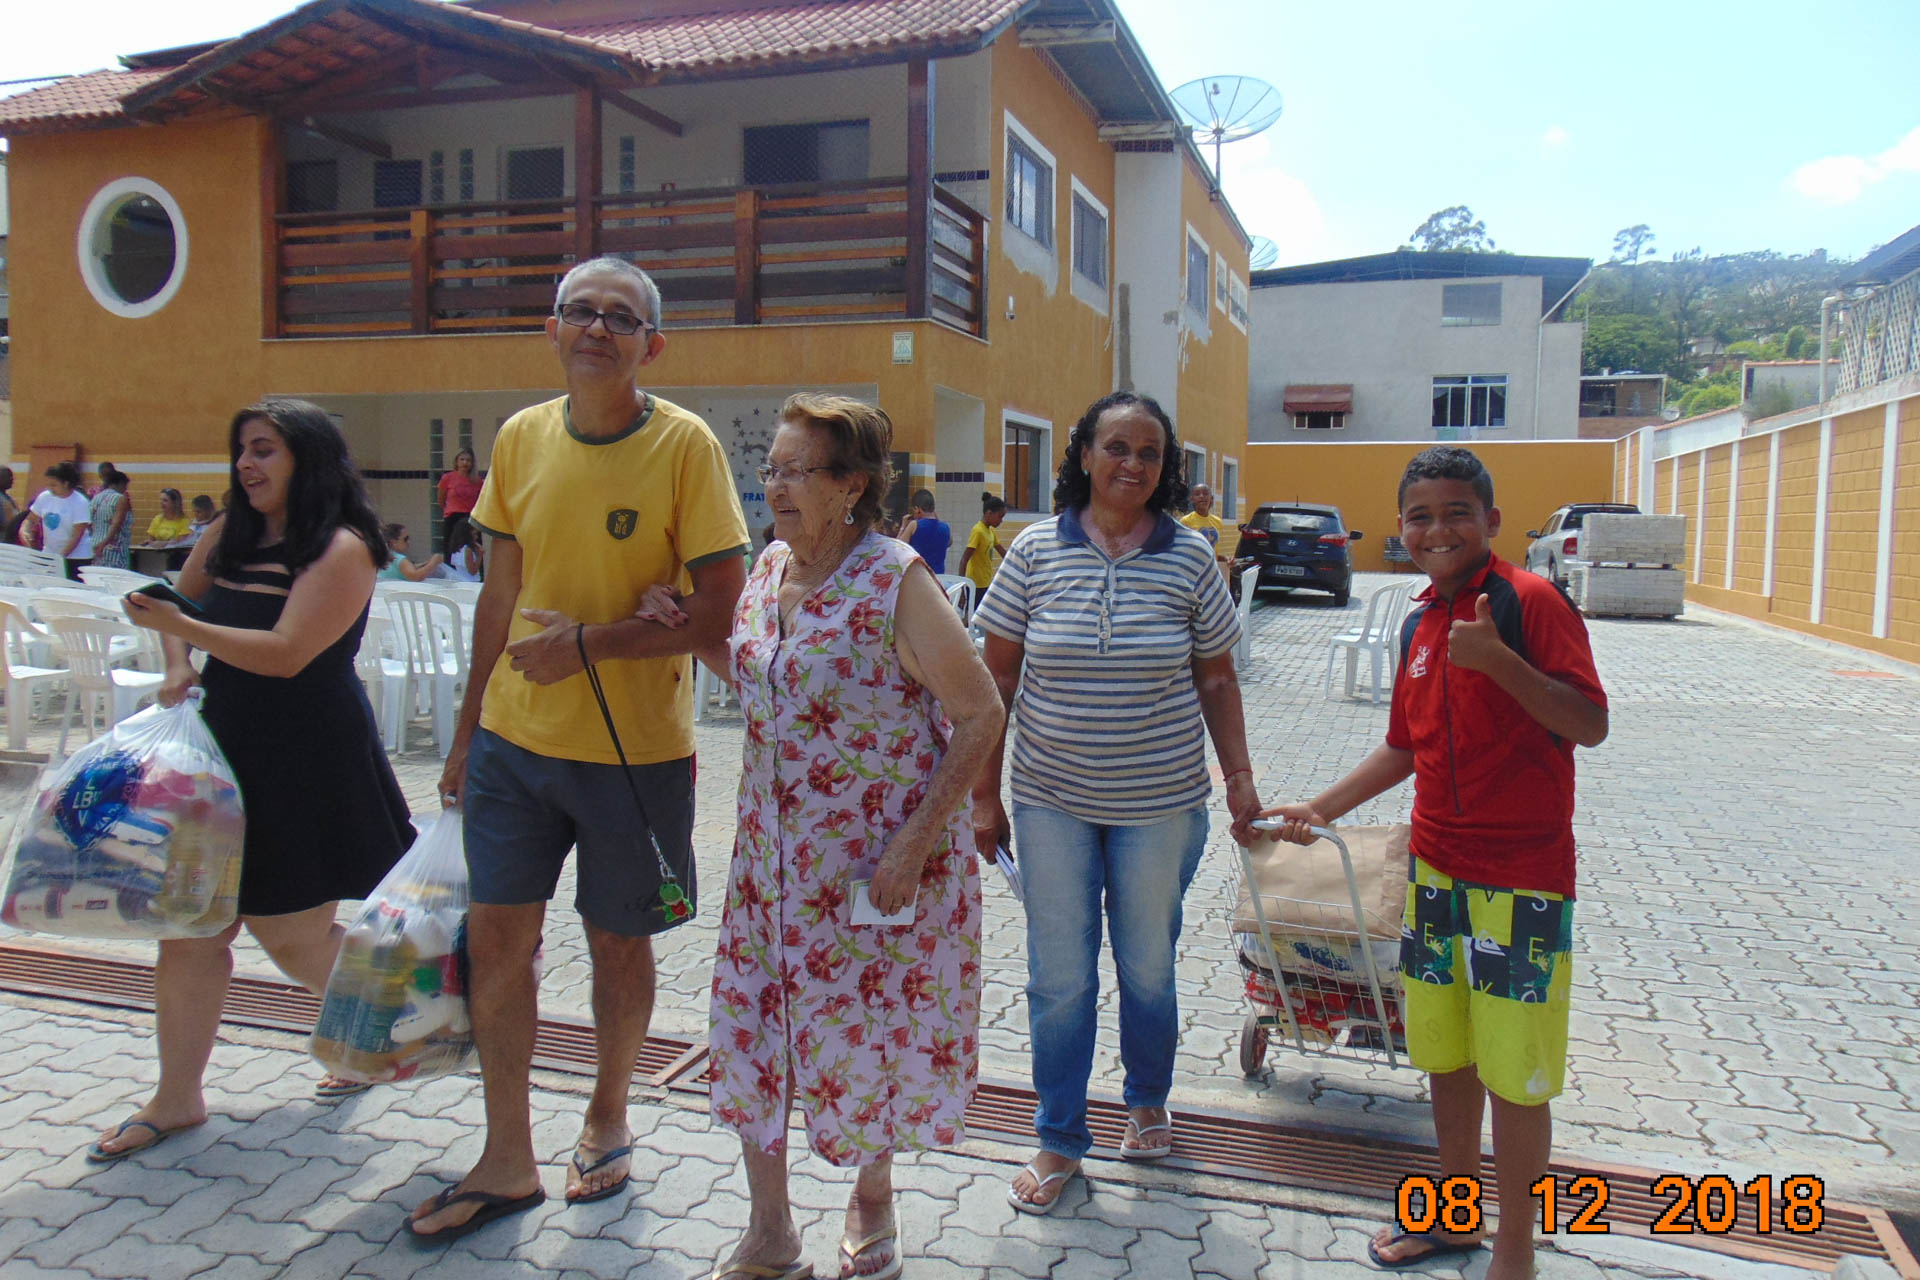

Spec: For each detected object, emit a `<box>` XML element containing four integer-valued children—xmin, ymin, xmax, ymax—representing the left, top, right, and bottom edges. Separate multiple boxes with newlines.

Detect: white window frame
<box><xmin>1293</xmin><ymin>412</ymin><xmax>1347</xmax><ymax>431</ymax></box>
<box><xmin>1002</xmin><ymin>410</ymin><xmax>1053</xmax><ymax>517</ymax></box>
<box><xmin>1067</xmin><ymin>176</ymin><xmax>1109</xmax><ymax>314</ymax></box>
<box><xmin>1431</xmin><ymin>374</ymin><xmax>1510</xmax><ymax>432</ymax></box>
<box><xmin>77</xmin><ymin>177</ymin><xmax>190</xmax><ymax>320</ymax></box>
<box><xmin>1183</xmin><ymin>223</ymin><xmax>1212</xmax><ymax>336</ymax></box>
<box><xmin>1227</xmin><ymin>270</ymin><xmax>1249</xmax><ymax>333</ymax></box>
<box><xmin>1214</xmin><ymin>250</ymin><xmax>1230</xmax><ymax>314</ymax></box>
<box><xmin>1002</xmin><ymin>111</ymin><xmax>1057</xmax><ymax>250</ymax></box>
<box><xmin>1182</xmin><ymin>443</ymin><xmax>1207</xmax><ymax>493</ymax></box>
<box><xmin>1220</xmin><ymin>457</ymin><xmax>1240</xmax><ymax>520</ymax></box>
<box><xmin>1440</xmin><ymin>282</ymin><xmax>1503</xmax><ymax>327</ymax></box>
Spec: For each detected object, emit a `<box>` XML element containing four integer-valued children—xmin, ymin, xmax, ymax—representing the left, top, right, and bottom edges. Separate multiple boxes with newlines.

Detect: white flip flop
<box><xmin>1006</xmin><ymin>1161</ymin><xmax>1081</xmax><ymax>1215</ymax></box>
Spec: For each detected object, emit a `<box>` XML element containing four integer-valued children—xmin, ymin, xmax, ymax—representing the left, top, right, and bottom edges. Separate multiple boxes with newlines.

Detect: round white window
<box><xmin>76</xmin><ymin>178</ymin><xmax>189</xmax><ymax>318</ymax></box>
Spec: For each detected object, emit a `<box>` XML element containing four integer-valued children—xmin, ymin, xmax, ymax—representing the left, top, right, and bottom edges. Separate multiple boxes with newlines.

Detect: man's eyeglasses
<box><xmin>756</xmin><ymin>464</ymin><xmax>834</xmax><ymax>485</ymax></box>
<box><xmin>556</xmin><ymin>302</ymin><xmax>654</xmax><ymax>337</ymax></box>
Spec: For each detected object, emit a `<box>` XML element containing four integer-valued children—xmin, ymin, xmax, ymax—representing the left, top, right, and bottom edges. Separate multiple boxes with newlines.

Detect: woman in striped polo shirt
<box><xmin>971</xmin><ymin>391</ymin><xmax>1263</xmax><ymax>1214</ymax></box>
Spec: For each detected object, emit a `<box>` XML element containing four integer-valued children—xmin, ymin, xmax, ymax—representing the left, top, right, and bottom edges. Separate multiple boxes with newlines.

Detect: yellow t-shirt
<box><xmin>470</xmin><ymin>393</ymin><xmax>749</xmax><ymax>764</ymax></box>
<box><xmin>148</xmin><ymin>513</ymin><xmax>193</xmax><ymax>542</ymax></box>
<box><xmin>1180</xmin><ymin>511</ymin><xmax>1226</xmax><ymax>555</ymax></box>
<box><xmin>962</xmin><ymin>521</ymin><xmax>999</xmax><ymax>592</ymax></box>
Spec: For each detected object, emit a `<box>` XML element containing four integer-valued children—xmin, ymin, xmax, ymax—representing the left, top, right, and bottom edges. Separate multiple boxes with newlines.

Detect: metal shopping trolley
<box><xmin>1232</xmin><ymin>824</ymin><xmax>1414</xmax><ymax>1074</ymax></box>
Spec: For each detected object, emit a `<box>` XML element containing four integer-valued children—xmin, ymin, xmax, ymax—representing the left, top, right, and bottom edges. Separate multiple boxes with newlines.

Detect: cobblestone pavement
<box><xmin>1</xmin><ymin>572</ymin><xmax>1916</xmax><ymax>1277</ymax></box>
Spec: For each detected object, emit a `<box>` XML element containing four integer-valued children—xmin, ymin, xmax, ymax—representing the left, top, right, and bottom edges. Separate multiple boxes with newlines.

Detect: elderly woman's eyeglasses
<box><xmin>556</xmin><ymin>302</ymin><xmax>654</xmax><ymax>337</ymax></box>
<box><xmin>756</xmin><ymin>464</ymin><xmax>833</xmax><ymax>485</ymax></box>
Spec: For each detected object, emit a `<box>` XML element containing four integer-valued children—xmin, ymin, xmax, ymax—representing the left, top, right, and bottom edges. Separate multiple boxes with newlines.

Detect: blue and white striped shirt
<box><xmin>974</xmin><ymin>507</ymin><xmax>1241</xmax><ymax>825</ymax></box>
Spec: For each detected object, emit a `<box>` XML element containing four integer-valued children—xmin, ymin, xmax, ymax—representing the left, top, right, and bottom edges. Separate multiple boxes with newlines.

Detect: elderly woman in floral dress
<box><xmin>645</xmin><ymin>393</ymin><xmax>1001</xmax><ymax>1280</ymax></box>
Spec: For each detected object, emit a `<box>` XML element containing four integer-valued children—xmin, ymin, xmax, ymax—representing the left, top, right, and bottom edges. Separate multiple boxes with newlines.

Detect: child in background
<box><xmin>186</xmin><ymin>495</ymin><xmax>218</xmax><ymax>543</ymax></box>
<box><xmin>1263</xmin><ymin>446</ymin><xmax>1608</xmax><ymax>1280</ymax></box>
<box><xmin>959</xmin><ymin>493</ymin><xmax>1007</xmax><ymax>596</ymax></box>
<box><xmin>900</xmin><ymin>489</ymin><xmax>951</xmax><ymax>574</ymax></box>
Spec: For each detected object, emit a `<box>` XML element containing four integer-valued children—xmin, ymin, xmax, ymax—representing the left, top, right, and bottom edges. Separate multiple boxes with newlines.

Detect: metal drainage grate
<box><xmin>3</xmin><ymin>940</ymin><xmax>1913</xmax><ymax>1275</ymax></box>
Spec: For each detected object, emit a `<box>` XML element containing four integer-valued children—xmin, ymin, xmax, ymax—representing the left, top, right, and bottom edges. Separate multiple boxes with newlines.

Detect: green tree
<box><xmin>1610</xmin><ymin>224</ymin><xmax>1656</xmax><ymax>265</ymax></box>
<box><xmin>1403</xmin><ymin>205</ymin><xmax>1496</xmax><ymax>253</ymax></box>
<box><xmin>1677</xmin><ymin>382</ymin><xmax>1739</xmax><ymax>418</ymax></box>
<box><xmin>1785</xmin><ymin>324</ymin><xmax>1810</xmax><ymax>359</ymax></box>
<box><xmin>1583</xmin><ymin>313</ymin><xmax>1675</xmax><ymax>376</ymax></box>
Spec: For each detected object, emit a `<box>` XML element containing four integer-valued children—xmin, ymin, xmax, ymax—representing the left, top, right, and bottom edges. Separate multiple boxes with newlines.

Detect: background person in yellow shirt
<box><xmin>1180</xmin><ymin>482</ymin><xmax>1230</xmax><ymax>585</ymax></box>
<box><xmin>410</xmin><ymin>257</ymin><xmax>748</xmax><ymax>1242</ymax></box>
<box><xmin>959</xmin><ymin>493</ymin><xmax>1007</xmax><ymax>595</ymax></box>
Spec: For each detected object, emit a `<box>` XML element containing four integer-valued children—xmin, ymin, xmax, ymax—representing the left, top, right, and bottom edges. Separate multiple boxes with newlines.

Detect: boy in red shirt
<box><xmin>1267</xmin><ymin>447</ymin><xmax>1608</xmax><ymax>1278</ymax></box>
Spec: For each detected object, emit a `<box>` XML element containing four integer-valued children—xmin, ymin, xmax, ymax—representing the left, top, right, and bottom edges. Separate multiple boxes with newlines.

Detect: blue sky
<box><xmin>6</xmin><ymin>0</ymin><xmax>1916</xmax><ymax>267</ymax></box>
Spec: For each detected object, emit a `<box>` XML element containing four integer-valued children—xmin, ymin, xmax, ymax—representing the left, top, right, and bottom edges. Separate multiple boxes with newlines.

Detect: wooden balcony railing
<box><xmin>272</xmin><ymin>176</ymin><xmax>986</xmax><ymax>340</ymax></box>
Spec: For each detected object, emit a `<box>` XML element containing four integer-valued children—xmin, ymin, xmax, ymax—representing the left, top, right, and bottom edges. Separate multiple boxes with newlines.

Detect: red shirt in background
<box><xmin>1386</xmin><ymin>555</ymin><xmax>1607</xmax><ymax>897</ymax></box>
<box><xmin>437</xmin><ymin>469</ymin><xmax>482</xmax><ymax>516</ymax></box>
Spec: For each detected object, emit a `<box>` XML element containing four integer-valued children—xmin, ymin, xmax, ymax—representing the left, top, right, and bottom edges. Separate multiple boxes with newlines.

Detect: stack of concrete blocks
<box><xmin>1569</xmin><ymin>514</ymin><xmax>1687</xmax><ymax>618</ymax></box>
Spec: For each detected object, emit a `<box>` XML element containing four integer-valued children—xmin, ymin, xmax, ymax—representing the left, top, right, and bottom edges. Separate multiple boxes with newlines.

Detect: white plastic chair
<box><xmin>383</xmin><ymin>589</ymin><xmax>469</xmax><ymax>756</ymax></box>
<box><xmin>941</xmin><ymin>576</ymin><xmax>975</xmax><ymax>622</ymax></box>
<box><xmin>1325</xmin><ymin>582</ymin><xmax>1414</xmax><ymax>705</ymax></box>
<box><xmin>1233</xmin><ymin>566</ymin><xmax>1260</xmax><ymax>669</ymax></box>
<box><xmin>0</xmin><ymin>598</ymin><xmax>67</xmax><ymax>749</ymax></box>
<box><xmin>692</xmin><ymin>660</ymin><xmax>734</xmax><ymax>725</ymax></box>
<box><xmin>0</xmin><ymin>546</ymin><xmax>65</xmax><ymax>579</ymax></box>
<box><xmin>354</xmin><ymin>612</ymin><xmax>412</xmax><ymax>752</ymax></box>
<box><xmin>46</xmin><ymin>615</ymin><xmax>164</xmax><ymax>756</ymax></box>
<box><xmin>78</xmin><ymin>565</ymin><xmax>163</xmax><ymax>595</ymax></box>
<box><xmin>30</xmin><ymin>590</ymin><xmax>154</xmax><ymax>668</ymax></box>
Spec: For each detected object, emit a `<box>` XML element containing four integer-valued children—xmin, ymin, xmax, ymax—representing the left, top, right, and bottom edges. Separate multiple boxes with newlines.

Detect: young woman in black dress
<box><xmin>97</xmin><ymin>399</ymin><xmax>414</xmax><ymax>1160</ymax></box>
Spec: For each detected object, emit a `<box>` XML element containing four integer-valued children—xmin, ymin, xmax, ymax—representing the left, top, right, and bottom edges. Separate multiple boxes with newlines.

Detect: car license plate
<box><xmin>1272</xmin><ymin>564</ymin><xmax>1307</xmax><ymax>577</ymax></box>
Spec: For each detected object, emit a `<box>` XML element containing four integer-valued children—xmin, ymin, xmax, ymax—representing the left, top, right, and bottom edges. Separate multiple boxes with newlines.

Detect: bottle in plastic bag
<box><xmin>1</xmin><ymin>698</ymin><xmax>245</xmax><ymax>940</ymax></box>
<box><xmin>310</xmin><ymin>811</ymin><xmax>476</xmax><ymax>1085</ymax></box>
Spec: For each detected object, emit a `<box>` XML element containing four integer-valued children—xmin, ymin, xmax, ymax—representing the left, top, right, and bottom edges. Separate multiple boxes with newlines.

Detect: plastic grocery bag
<box><xmin>1</xmin><ymin>698</ymin><xmax>245</xmax><ymax>940</ymax></box>
<box><xmin>310</xmin><ymin>810</ymin><xmax>476</xmax><ymax>1084</ymax></box>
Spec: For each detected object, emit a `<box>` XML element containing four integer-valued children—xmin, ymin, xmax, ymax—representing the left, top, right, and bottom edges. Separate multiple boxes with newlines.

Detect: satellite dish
<box><xmin>1249</xmin><ymin>236</ymin><xmax>1279</xmax><ymax>270</ymax></box>
<box><xmin>1170</xmin><ymin>75</ymin><xmax>1283</xmax><ymax>179</ymax></box>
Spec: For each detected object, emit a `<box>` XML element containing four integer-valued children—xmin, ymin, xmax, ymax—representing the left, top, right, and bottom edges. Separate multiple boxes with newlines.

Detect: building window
<box><xmin>502</xmin><ymin>146</ymin><xmax>564</xmax><ymax>200</ymax></box>
<box><xmin>1227</xmin><ymin>270</ymin><xmax>1249</xmax><ymax>331</ymax></box>
<box><xmin>1221</xmin><ymin>459</ymin><xmax>1239</xmax><ymax>519</ymax></box>
<box><xmin>1293</xmin><ymin>412</ymin><xmax>1346</xmax><ymax>431</ymax></box>
<box><xmin>1070</xmin><ymin>188</ymin><xmax>1107</xmax><ymax>287</ymax></box>
<box><xmin>286</xmin><ymin>159</ymin><xmax>339</xmax><ymax>214</ymax></box>
<box><xmin>618</xmin><ymin>136</ymin><xmax>636</xmax><ymax>194</ymax></box>
<box><xmin>1441</xmin><ymin>282</ymin><xmax>1501</xmax><ymax>326</ymax></box>
<box><xmin>428</xmin><ymin>150</ymin><xmax>445</xmax><ymax>204</ymax></box>
<box><xmin>1214</xmin><ymin>251</ymin><xmax>1230</xmax><ymax>313</ymax></box>
<box><xmin>373</xmin><ymin>158</ymin><xmax>424</xmax><ymax>208</ymax></box>
<box><xmin>457</xmin><ymin>148</ymin><xmax>475</xmax><ymax>202</ymax></box>
<box><xmin>1185</xmin><ymin>230</ymin><xmax>1210</xmax><ymax>315</ymax></box>
<box><xmin>1182</xmin><ymin>443</ymin><xmax>1206</xmax><ymax>491</ymax></box>
<box><xmin>1431</xmin><ymin>375</ymin><xmax>1508</xmax><ymax>431</ymax></box>
<box><xmin>743</xmin><ymin>119</ymin><xmax>870</xmax><ymax>186</ymax></box>
<box><xmin>77</xmin><ymin>177</ymin><xmax>189</xmax><ymax>319</ymax></box>
<box><xmin>1004</xmin><ymin>414</ymin><xmax>1051</xmax><ymax>513</ymax></box>
<box><xmin>1006</xmin><ymin>131</ymin><xmax>1053</xmax><ymax>247</ymax></box>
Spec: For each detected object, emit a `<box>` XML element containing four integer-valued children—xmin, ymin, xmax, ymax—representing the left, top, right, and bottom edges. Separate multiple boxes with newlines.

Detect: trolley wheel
<box><xmin>1239</xmin><ymin>1014</ymin><xmax>1270</xmax><ymax>1076</ymax></box>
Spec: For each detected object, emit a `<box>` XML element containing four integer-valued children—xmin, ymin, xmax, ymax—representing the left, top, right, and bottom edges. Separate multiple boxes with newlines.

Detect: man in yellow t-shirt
<box><xmin>414</xmin><ymin>258</ymin><xmax>748</xmax><ymax>1238</ymax></box>
<box><xmin>1180</xmin><ymin>483</ymin><xmax>1230</xmax><ymax>583</ymax></box>
<box><xmin>958</xmin><ymin>493</ymin><xmax>1007</xmax><ymax>596</ymax></box>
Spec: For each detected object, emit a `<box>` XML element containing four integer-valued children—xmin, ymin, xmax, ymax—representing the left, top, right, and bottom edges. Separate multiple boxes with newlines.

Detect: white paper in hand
<box><xmin>850</xmin><ymin>879</ymin><xmax>916</xmax><ymax>927</ymax></box>
<box><xmin>994</xmin><ymin>845</ymin><xmax>1025</xmax><ymax>902</ymax></box>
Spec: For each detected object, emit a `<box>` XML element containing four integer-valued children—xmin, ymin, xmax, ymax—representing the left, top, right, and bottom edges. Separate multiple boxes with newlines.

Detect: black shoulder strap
<box><xmin>1397</xmin><ymin>602</ymin><xmax>1429</xmax><ymax>678</ymax></box>
<box><xmin>1480</xmin><ymin>571</ymin><xmax>1531</xmax><ymax>666</ymax></box>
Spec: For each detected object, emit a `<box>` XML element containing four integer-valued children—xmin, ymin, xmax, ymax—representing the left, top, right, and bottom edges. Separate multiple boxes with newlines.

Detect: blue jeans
<box><xmin>1012</xmin><ymin>801</ymin><xmax>1209</xmax><ymax>1161</ymax></box>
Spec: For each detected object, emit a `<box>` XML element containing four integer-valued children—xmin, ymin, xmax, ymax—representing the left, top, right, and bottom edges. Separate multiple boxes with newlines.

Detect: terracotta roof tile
<box><xmin>0</xmin><ymin>67</ymin><xmax>170</xmax><ymax>134</ymax></box>
<box><xmin>558</xmin><ymin>0</ymin><xmax>1025</xmax><ymax>74</ymax></box>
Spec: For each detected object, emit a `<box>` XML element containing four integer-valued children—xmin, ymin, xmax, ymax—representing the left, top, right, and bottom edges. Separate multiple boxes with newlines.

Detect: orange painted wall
<box><xmin>1653</xmin><ymin>453</ymin><xmax>1675</xmax><ymax>518</ymax></box>
<box><xmin>1894</xmin><ymin>398</ymin><xmax>1920</xmax><ymax>646</ymax></box>
<box><xmin>1823</xmin><ymin>408</ymin><xmax>1884</xmax><ymax>635</ymax></box>
<box><xmin>1240</xmin><ymin>440</ymin><xmax>1616</xmax><ymax>572</ymax></box>
<box><xmin>1700</xmin><ymin>445</ymin><xmax>1729</xmax><ymax>587</ymax></box>
<box><xmin>1771</xmin><ymin>424</ymin><xmax>1819</xmax><ymax>620</ymax></box>
<box><xmin>1733</xmin><ymin>439</ymin><xmax>1769</xmax><ymax>595</ymax></box>
<box><xmin>1674</xmin><ymin>454</ymin><xmax>1697</xmax><ymax>575</ymax></box>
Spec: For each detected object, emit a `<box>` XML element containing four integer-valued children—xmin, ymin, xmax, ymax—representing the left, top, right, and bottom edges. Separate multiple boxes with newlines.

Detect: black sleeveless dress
<box><xmin>197</xmin><ymin>542</ymin><xmax>413</xmax><ymax>916</ymax></box>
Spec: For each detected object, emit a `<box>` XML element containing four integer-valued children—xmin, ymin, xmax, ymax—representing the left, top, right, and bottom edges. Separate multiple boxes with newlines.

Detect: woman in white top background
<box><xmin>29</xmin><ymin>461</ymin><xmax>95</xmax><ymax>580</ymax></box>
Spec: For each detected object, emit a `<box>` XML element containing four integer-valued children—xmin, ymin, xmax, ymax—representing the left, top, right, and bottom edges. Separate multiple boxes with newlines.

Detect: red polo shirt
<box><xmin>1386</xmin><ymin>555</ymin><xmax>1606</xmax><ymax>897</ymax></box>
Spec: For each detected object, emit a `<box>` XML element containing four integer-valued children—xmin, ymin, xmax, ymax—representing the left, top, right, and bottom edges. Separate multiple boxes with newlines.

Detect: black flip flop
<box><xmin>1366</xmin><ymin>1229</ymin><xmax>1485</xmax><ymax>1269</ymax></box>
<box><xmin>566</xmin><ymin>1144</ymin><xmax>633</xmax><ymax>1205</ymax></box>
<box><xmin>406</xmin><ymin>1186</ymin><xmax>547</xmax><ymax>1244</ymax></box>
<box><xmin>84</xmin><ymin>1118</ymin><xmax>199</xmax><ymax>1164</ymax></box>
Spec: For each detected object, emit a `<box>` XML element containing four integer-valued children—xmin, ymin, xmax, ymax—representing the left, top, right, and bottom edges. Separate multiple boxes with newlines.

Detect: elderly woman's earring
<box><xmin>844</xmin><ymin>506</ymin><xmax>855</xmax><ymax>526</ymax></box>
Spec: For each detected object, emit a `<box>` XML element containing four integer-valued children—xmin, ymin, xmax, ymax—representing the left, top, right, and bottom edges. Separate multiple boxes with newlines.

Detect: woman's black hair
<box><xmin>45</xmin><ymin>461</ymin><xmax>82</xmax><ymax>489</ymax></box>
<box><xmin>1050</xmin><ymin>391</ymin><xmax>1189</xmax><ymax>515</ymax></box>
<box><xmin>107</xmin><ymin>470</ymin><xmax>131</xmax><ymax>491</ymax></box>
<box><xmin>210</xmin><ymin>399</ymin><xmax>389</xmax><ymax>576</ymax></box>
<box><xmin>982</xmin><ymin>492</ymin><xmax>1007</xmax><ymax>515</ymax></box>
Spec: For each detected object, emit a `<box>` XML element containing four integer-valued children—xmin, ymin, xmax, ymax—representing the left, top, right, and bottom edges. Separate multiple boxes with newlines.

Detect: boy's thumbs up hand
<box><xmin>1447</xmin><ymin>593</ymin><xmax>1506</xmax><ymax>673</ymax></box>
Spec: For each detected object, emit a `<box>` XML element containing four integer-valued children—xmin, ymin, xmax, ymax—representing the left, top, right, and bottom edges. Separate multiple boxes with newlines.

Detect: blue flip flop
<box><xmin>85</xmin><ymin>1118</ymin><xmax>199</xmax><ymax>1164</ymax></box>
<box><xmin>1366</xmin><ymin>1228</ymin><xmax>1485</xmax><ymax>1269</ymax></box>
<box><xmin>566</xmin><ymin>1143</ymin><xmax>633</xmax><ymax>1204</ymax></box>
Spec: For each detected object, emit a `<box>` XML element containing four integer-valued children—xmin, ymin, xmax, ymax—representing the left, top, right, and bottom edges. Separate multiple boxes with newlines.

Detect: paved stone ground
<box><xmin>0</xmin><ymin>571</ymin><xmax>1915</xmax><ymax>1277</ymax></box>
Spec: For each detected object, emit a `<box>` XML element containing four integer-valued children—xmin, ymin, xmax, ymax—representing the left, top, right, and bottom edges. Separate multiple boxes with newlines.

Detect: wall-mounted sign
<box><xmin>892</xmin><ymin>331</ymin><xmax>914</xmax><ymax>364</ymax></box>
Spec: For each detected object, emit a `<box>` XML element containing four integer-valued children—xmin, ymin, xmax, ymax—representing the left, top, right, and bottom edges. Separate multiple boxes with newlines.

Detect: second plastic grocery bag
<box><xmin>310</xmin><ymin>810</ymin><xmax>476</xmax><ymax>1084</ymax></box>
<box><xmin>1</xmin><ymin>697</ymin><xmax>245</xmax><ymax>940</ymax></box>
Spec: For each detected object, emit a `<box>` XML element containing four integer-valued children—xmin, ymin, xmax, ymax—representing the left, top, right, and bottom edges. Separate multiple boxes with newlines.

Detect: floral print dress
<box><xmin>710</xmin><ymin>532</ymin><xmax>982</xmax><ymax>1164</ymax></box>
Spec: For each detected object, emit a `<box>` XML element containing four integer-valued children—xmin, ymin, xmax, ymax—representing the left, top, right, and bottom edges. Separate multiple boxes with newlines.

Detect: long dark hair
<box><xmin>210</xmin><ymin>399</ymin><xmax>389</xmax><ymax>576</ymax></box>
<box><xmin>1051</xmin><ymin>391</ymin><xmax>1189</xmax><ymax>515</ymax></box>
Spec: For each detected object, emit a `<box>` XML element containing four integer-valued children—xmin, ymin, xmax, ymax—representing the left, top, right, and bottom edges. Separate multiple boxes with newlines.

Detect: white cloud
<box><xmin>1543</xmin><ymin>126</ymin><xmax>1569</xmax><ymax>147</ymax></box>
<box><xmin>1215</xmin><ymin>131</ymin><xmax>1331</xmax><ymax>266</ymax></box>
<box><xmin>1788</xmin><ymin>124</ymin><xmax>1920</xmax><ymax>204</ymax></box>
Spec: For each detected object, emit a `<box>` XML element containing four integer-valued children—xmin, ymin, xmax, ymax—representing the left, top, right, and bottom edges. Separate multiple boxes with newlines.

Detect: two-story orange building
<box><xmin>0</xmin><ymin>0</ymin><xmax>1249</xmax><ymax>548</ymax></box>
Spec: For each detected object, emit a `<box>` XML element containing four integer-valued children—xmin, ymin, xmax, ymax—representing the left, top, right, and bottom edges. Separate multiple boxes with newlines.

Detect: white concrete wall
<box><xmin>1111</xmin><ymin>150</ymin><xmax>1182</xmax><ymax>406</ymax></box>
<box><xmin>1247</xmin><ymin>275</ymin><xmax>1586</xmax><ymax>442</ymax></box>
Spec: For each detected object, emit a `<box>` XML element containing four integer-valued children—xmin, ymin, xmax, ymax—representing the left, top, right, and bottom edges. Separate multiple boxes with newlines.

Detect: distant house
<box><xmin>1741</xmin><ymin>359</ymin><xmax>1840</xmax><ymax>418</ymax></box>
<box><xmin>0</xmin><ymin>0</ymin><xmax>1250</xmax><ymax>539</ymax></box>
<box><xmin>1247</xmin><ymin>251</ymin><xmax>1590</xmax><ymax>443</ymax></box>
<box><xmin>1578</xmin><ymin>371</ymin><xmax>1666</xmax><ymax>439</ymax></box>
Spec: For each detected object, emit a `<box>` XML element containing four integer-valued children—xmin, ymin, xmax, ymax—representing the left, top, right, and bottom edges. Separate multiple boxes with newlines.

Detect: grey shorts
<box><xmin>463</xmin><ymin>727</ymin><xmax>696</xmax><ymax>938</ymax></box>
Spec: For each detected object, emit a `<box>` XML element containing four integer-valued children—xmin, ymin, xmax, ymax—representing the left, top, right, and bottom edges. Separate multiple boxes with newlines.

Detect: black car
<box><xmin>1235</xmin><ymin>502</ymin><xmax>1362</xmax><ymax>606</ymax></box>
